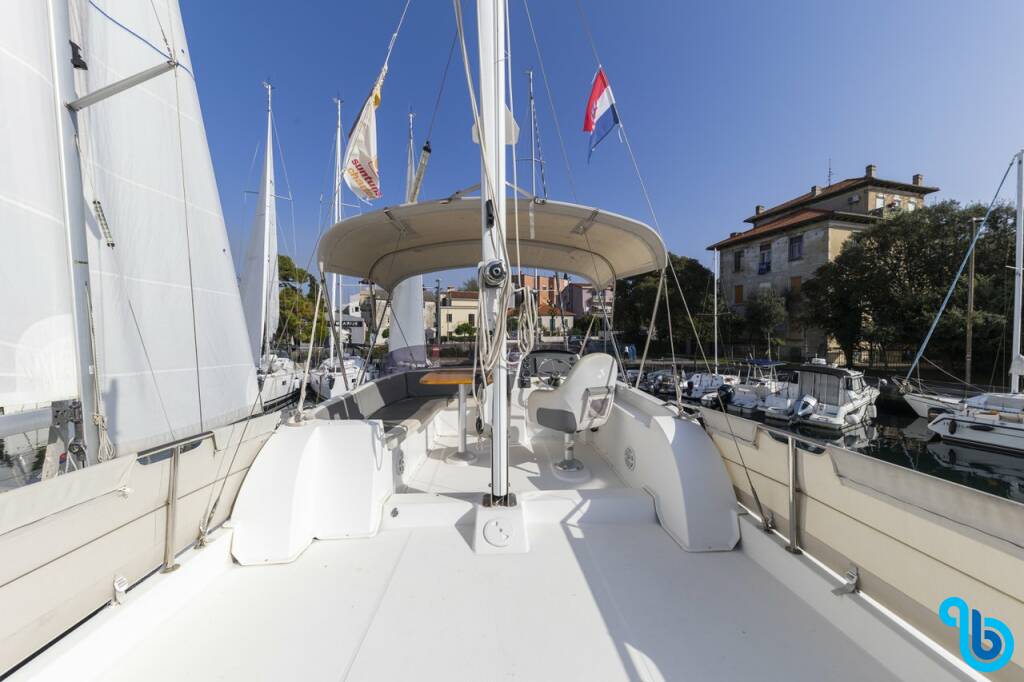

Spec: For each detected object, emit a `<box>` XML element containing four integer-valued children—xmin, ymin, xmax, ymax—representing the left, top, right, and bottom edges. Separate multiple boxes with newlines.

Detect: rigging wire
<box><xmin>571</xmin><ymin>0</ymin><xmax>773</xmax><ymax>527</ymax></box>
<box><xmin>271</xmin><ymin>105</ymin><xmax>300</xmax><ymax>263</ymax></box>
<box><xmin>426</xmin><ymin>31</ymin><xmax>458</xmax><ymax>142</ymax></box>
<box><xmin>905</xmin><ymin>154</ymin><xmax>1016</xmax><ymax>381</ymax></box>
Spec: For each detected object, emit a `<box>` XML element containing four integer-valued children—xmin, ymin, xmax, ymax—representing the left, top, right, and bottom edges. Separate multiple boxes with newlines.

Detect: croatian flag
<box><xmin>583</xmin><ymin>68</ymin><xmax>619</xmax><ymax>160</ymax></box>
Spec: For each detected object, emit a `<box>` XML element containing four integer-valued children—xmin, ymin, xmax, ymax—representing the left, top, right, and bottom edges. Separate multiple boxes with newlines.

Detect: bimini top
<box><xmin>316</xmin><ymin>196</ymin><xmax>667</xmax><ymax>292</ymax></box>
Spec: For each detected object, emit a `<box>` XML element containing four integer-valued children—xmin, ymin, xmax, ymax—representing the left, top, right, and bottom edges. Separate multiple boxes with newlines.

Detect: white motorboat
<box><xmin>790</xmin><ymin>359</ymin><xmax>879</xmax><ymax>430</ymax></box>
<box><xmin>680</xmin><ymin>371</ymin><xmax>739</xmax><ymax>402</ymax></box>
<box><xmin>3</xmin><ymin>3</ymin><xmax>1022</xmax><ymax>681</ymax></box>
<box><xmin>704</xmin><ymin>359</ymin><xmax>793</xmax><ymax>416</ymax></box>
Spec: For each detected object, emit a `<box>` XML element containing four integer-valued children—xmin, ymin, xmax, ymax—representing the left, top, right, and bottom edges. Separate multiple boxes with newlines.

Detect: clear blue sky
<box><xmin>181</xmin><ymin>0</ymin><xmax>1024</xmax><ymax>289</ymax></box>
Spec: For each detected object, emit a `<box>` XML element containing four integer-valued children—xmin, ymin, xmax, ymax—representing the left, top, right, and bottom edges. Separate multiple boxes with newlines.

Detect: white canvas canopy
<box><xmin>317</xmin><ymin>196</ymin><xmax>667</xmax><ymax>291</ymax></box>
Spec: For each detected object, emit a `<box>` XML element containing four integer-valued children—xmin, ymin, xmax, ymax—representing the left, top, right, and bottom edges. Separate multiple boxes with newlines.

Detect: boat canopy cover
<box><xmin>316</xmin><ymin>196</ymin><xmax>667</xmax><ymax>291</ymax></box>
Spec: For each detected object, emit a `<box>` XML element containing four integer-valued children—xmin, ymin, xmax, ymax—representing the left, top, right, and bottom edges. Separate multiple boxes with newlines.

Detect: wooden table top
<box><xmin>418</xmin><ymin>369</ymin><xmax>476</xmax><ymax>386</ymax></box>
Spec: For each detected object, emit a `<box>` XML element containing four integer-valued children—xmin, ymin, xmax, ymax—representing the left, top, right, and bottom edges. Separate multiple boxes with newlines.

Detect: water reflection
<box><xmin>727</xmin><ymin>408</ymin><xmax>1024</xmax><ymax>502</ymax></box>
<box><xmin>850</xmin><ymin>413</ymin><xmax>1024</xmax><ymax>503</ymax></box>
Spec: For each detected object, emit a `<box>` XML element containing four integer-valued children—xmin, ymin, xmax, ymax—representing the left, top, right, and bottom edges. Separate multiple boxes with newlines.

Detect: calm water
<box><xmin>778</xmin><ymin>411</ymin><xmax>1024</xmax><ymax>503</ymax></box>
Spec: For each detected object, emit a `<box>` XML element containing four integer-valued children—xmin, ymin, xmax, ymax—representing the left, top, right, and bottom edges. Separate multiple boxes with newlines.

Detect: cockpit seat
<box><xmin>527</xmin><ymin>353</ymin><xmax>617</xmax><ymax>474</ymax></box>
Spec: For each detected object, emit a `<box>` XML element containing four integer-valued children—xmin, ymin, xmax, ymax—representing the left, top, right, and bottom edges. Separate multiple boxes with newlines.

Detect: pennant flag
<box><xmin>343</xmin><ymin>69</ymin><xmax>386</xmax><ymax>201</ymax></box>
<box><xmin>582</xmin><ymin>68</ymin><xmax>619</xmax><ymax>160</ymax></box>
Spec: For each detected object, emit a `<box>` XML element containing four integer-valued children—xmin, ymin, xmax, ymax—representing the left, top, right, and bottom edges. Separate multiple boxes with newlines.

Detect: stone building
<box><xmin>707</xmin><ymin>164</ymin><xmax>938</xmax><ymax>359</ymax></box>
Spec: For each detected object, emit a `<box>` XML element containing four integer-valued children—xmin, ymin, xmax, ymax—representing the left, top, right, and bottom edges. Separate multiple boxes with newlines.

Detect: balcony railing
<box><xmin>758</xmin><ymin>261</ymin><xmax>771</xmax><ymax>275</ymax></box>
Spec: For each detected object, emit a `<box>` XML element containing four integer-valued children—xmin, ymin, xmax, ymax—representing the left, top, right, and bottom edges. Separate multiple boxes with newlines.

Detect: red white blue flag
<box><xmin>583</xmin><ymin>68</ymin><xmax>619</xmax><ymax>160</ymax></box>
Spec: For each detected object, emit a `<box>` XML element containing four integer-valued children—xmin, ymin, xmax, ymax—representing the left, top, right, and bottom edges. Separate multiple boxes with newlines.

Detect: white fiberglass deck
<box><xmin>400</xmin><ymin>433</ymin><xmax>623</xmax><ymax>494</ymax></box>
<box><xmin>47</xmin><ymin>524</ymin><xmax>903</xmax><ymax>682</ymax></box>
<box><xmin>17</xmin><ymin>433</ymin><xmax>932</xmax><ymax>682</ymax></box>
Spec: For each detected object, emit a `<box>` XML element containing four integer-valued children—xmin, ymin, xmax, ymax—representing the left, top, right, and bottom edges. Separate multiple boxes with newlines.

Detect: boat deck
<box><xmin>15</xmin><ymin>434</ymin><xmax>940</xmax><ymax>682</ymax></box>
<box><xmin>37</xmin><ymin>524</ymin><xmax>906</xmax><ymax>682</ymax></box>
<box><xmin>399</xmin><ymin>433</ymin><xmax>623</xmax><ymax>495</ymax></box>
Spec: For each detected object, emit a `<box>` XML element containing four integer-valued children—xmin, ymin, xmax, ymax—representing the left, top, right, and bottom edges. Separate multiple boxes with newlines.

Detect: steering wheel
<box><xmin>535</xmin><ymin>356</ymin><xmax>573</xmax><ymax>387</ymax></box>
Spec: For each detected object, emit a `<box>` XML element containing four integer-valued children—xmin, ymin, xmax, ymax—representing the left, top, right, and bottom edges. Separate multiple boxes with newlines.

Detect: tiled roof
<box><xmin>446</xmin><ymin>290</ymin><xmax>479</xmax><ymax>299</ymax></box>
<box><xmin>707</xmin><ymin>209</ymin><xmax>832</xmax><ymax>250</ymax></box>
<box><xmin>743</xmin><ymin>175</ymin><xmax>939</xmax><ymax>225</ymax></box>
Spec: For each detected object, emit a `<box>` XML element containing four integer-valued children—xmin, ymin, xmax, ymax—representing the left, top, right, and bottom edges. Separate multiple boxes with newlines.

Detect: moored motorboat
<box><xmin>790</xmin><ymin>359</ymin><xmax>879</xmax><ymax>430</ymax></box>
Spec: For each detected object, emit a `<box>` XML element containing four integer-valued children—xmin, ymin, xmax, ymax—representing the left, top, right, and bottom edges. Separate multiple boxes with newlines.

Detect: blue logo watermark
<box><xmin>939</xmin><ymin>597</ymin><xmax>1015</xmax><ymax>673</ymax></box>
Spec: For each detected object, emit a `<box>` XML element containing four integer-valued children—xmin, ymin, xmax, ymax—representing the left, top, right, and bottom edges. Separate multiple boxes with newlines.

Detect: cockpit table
<box><xmin>418</xmin><ymin>370</ymin><xmax>477</xmax><ymax>465</ymax></box>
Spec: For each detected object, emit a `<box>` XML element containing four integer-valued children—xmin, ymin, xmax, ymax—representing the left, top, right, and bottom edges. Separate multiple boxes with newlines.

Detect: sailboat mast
<box><xmin>329</xmin><ymin>97</ymin><xmax>343</xmax><ymax>367</ymax></box>
<box><xmin>478</xmin><ymin>0</ymin><xmax>510</xmax><ymax>502</ymax></box>
<box><xmin>713</xmin><ymin>249</ymin><xmax>719</xmax><ymax>375</ymax></box>
<box><xmin>1013</xmin><ymin>151</ymin><xmax>1024</xmax><ymax>392</ymax></box>
<box><xmin>48</xmin><ymin>0</ymin><xmax>100</xmax><ymax>462</ymax></box>
<box><xmin>259</xmin><ymin>81</ymin><xmax>275</xmax><ymax>358</ymax></box>
<box><xmin>527</xmin><ymin>69</ymin><xmax>541</xmax><ymax>344</ymax></box>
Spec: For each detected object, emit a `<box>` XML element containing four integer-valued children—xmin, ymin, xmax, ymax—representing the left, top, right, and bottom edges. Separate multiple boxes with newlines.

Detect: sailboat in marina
<box><xmin>3</xmin><ymin>2</ymin><xmax>1022</xmax><ymax>680</ymax></box>
<box><xmin>902</xmin><ymin>152</ymin><xmax>1024</xmax><ymax>453</ymax></box>
<box><xmin>308</xmin><ymin>98</ymin><xmax>369</xmax><ymax>401</ymax></box>
<box><xmin>238</xmin><ymin>83</ymin><xmax>303</xmax><ymax>410</ymax></box>
<box><xmin>0</xmin><ymin>0</ymin><xmax>278</xmax><ymax>673</ymax></box>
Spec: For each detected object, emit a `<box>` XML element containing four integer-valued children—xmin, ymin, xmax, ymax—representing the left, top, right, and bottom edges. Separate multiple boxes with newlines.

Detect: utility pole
<box><xmin>965</xmin><ymin>217</ymin><xmax>983</xmax><ymax>387</ymax></box>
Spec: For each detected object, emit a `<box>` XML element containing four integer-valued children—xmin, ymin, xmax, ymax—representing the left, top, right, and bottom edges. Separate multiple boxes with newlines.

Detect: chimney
<box><xmin>730</xmin><ymin>231</ymin><xmax>742</xmax><ymax>237</ymax></box>
<box><xmin>865</xmin><ymin>164</ymin><xmax>876</xmax><ymax>178</ymax></box>
<box><xmin>811</xmin><ymin>185</ymin><xmax>821</xmax><ymax>196</ymax></box>
<box><xmin>755</xmin><ymin>204</ymin><xmax>765</xmax><ymax>215</ymax></box>
<box><xmin>912</xmin><ymin>173</ymin><xmax>923</xmax><ymax>186</ymax></box>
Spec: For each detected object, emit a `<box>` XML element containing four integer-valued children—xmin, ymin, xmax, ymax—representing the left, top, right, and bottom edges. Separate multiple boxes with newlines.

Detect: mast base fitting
<box><xmin>482</xmin><ymin>492</ymin><xmax>517</xmax><ymax>508</ymax></box>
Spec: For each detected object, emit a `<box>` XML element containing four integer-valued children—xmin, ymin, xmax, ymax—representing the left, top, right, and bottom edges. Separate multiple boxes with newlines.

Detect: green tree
<box><xmin>802</xmin><ymin>200</ymin><xmax>1015</xmax><ymax>372</ymax></box>
<box><xmin>454</xmin><ymin>322</ymin><xmax>476</xmax><ymax>337</ymax></box>
<box><xmin>743</xmin><ymin>288</ymin><xmax>786</xmax><ymax>356</ymax></box>
<box><xmin>461</xmin><ymin>278</ymin><xmax>479</xmax><ymax>291</ymax></box>
<box><xmin>614</xmin><ymin>253</ymin><xmax>718</xmax><ymax>355</ymax></box>
<box><xmin>572</xmin><ymin>314</ymin><xmax>595</xmax><ymax>335</ymax></box>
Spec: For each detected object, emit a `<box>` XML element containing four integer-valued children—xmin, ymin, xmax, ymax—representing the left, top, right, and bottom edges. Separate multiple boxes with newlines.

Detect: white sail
<box><xmin>239</xmin><ymin>85</ymin><xmax>279</xmax><ymax>363</ymax></box>
<box><xmin>71</xmin><ymin>0</ymin><xmax>258</xmax><ymax>454</ymax></box>
<box><xmin>0</xmin><ymin>4</ymin><xmax>79</xmax><ymax>405</ymax></box>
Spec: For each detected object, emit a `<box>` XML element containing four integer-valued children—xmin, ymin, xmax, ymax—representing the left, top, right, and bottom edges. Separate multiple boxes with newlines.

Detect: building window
<box><xmin>906</xmin><ymin>200</ymin><xmax>916</xmax><ymax>212</ymax></box>
<box><xmin>733</xmin><ymin>249</ymin><xmax>743</xmax><ymax>273</ymax></box>
<box><xmin>468</xmin><ymin>313</ymin><xmax>475</xmax><ymax>326</ymax></box>
<box><xmin>734</xmin><ymin>285</ymin><xmax>744</xmax><ymax>304</ymax></box>
<box><xmin>758</xmin><ymin>243</ymin><xmax>771</xmax><ymax>274</ymax></box>
<box><xmin>446</xmin><ymin>313</ymin><xmax>452</xmax><ymax>323</ymax></box>
<box><xmin>892</xmin><ymin>196</ymin><xmax>902</xmax><ymax>210</ymax></box>
<box><xmin>788</xmin><ymin>235</ymin><xmax>803</xmax><ymax>261</ymax></box>
<box><xmin>874</xmin><ymin>193</ymin><xmax>885</xmax><ymax>210</ymax></box>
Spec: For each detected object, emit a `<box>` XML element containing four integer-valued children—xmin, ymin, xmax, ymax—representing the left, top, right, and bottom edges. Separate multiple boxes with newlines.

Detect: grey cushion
<box><xmin>370</xmin><ymin>396</ymin><xmax>447</xmax><ymax>428</ymax></box>
<box><xmin>535</xmin><ymin>407</ymin><xmax>578</xmax><ymax>433</ymax></box>
<box><xmin>316</xmin><ymin>372</ymin><xmax>457</xmax><ymax>425</ymax></box>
